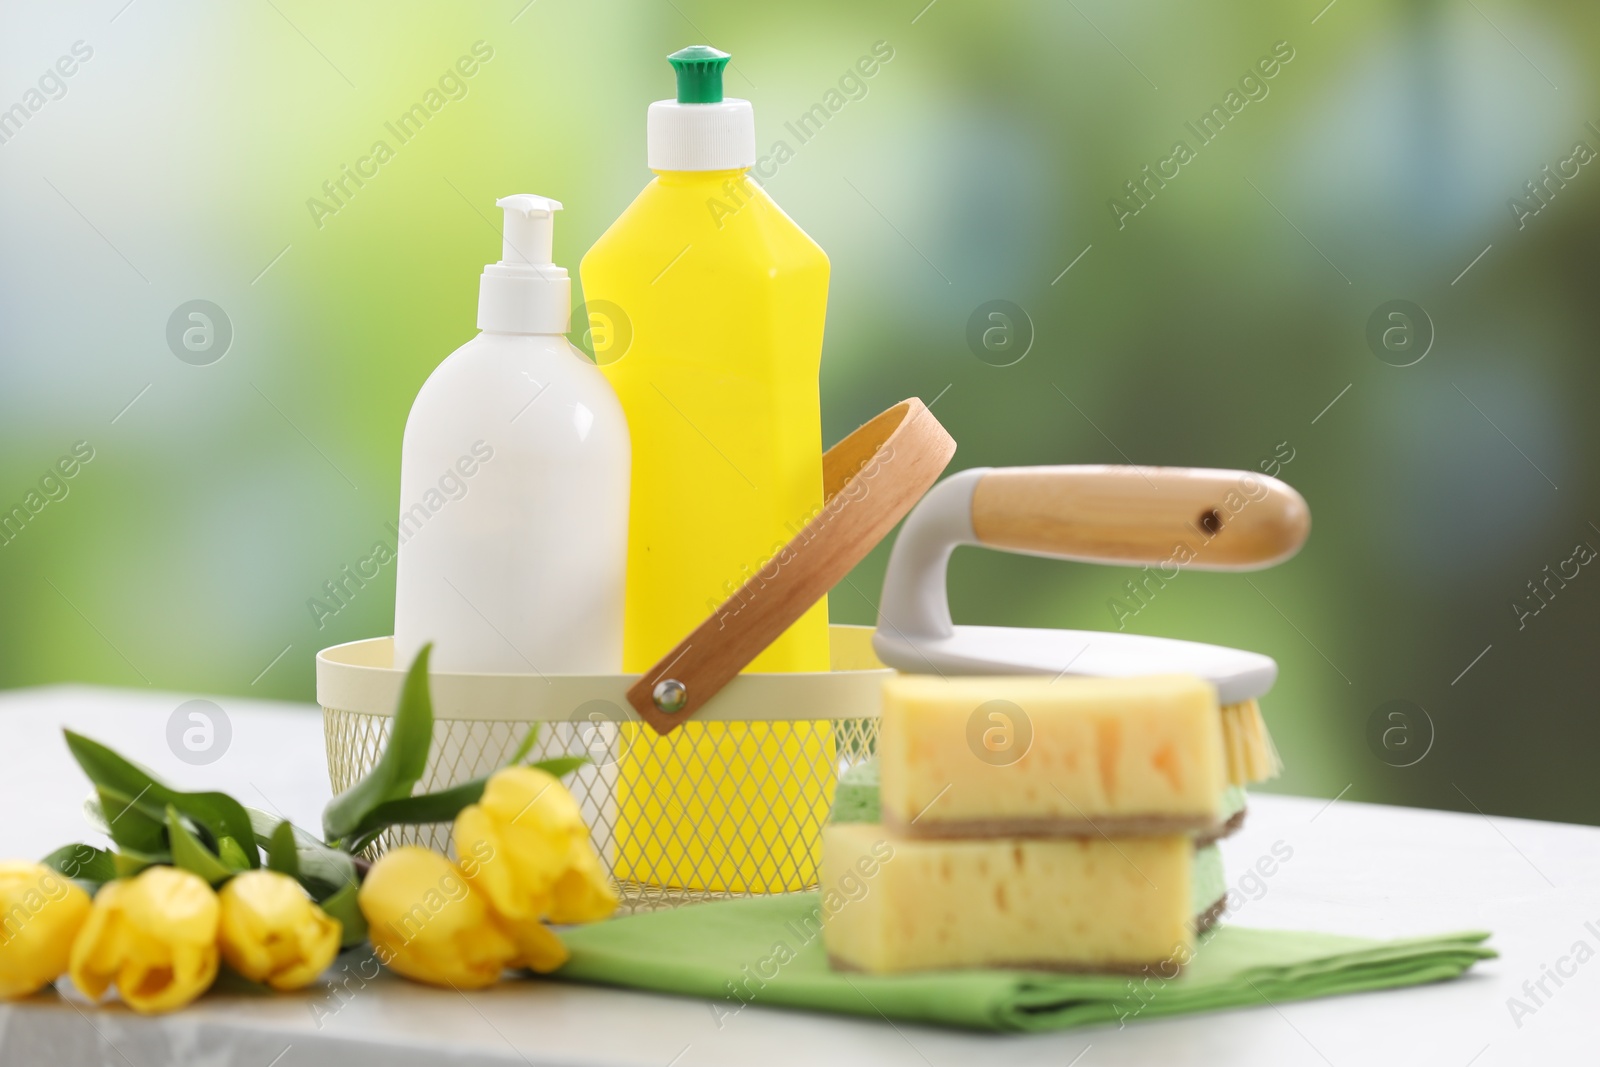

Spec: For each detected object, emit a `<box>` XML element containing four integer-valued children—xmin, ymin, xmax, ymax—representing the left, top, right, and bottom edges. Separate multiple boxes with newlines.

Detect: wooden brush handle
<box><xmin>970</xmin><ymin>465</ymin><xmax>1309</xmax><ymax>569</ymax></box>
<box><xmin>626</xmin><ymin>399</ymin><xmax>957</xmax><ymax>735</ymax></box>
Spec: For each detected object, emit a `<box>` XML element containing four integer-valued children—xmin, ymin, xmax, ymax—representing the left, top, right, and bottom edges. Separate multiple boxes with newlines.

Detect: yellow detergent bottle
<box><xmin>580</xmin><ymin>45</ymin><xmax>832</xmax><ymax>894</ymax></box>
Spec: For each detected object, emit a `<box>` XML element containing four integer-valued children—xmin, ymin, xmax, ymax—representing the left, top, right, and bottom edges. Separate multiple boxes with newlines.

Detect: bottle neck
<box><xmin>652</xmin><ymin>167</ymin><xmax>752</xmax><ymax>188</ymax></box>
<box><xmin>478</xmin><ymin>267</ymin><xmax>570</xmax><ymax>334</ymax></box>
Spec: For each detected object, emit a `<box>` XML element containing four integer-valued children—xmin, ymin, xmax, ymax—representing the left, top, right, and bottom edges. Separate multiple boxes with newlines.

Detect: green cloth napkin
<box><xmin>556</xmin><ymin>894</ymin><xmax>1493</xmax><ymax>1032</ymax></box>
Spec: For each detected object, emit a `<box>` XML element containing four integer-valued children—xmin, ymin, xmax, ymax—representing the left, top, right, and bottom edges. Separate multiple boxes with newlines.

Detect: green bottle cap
<box><xmin>668</xmin><ymin>45</ymin><xmax>730</xmax><ymax>104</ymax></box>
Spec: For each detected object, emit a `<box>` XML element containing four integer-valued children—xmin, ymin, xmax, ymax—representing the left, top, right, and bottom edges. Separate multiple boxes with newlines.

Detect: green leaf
<box><xmin>245</xmin><ymin>808</ymin><xmax>357</xmax><ymax>900</ymax></box>
<box><xmin>530</xmin><ymin>755</ymin><xmax>589</xmax><ymax>781</ymax></box>
<box><xmin>245</xmin><ymin>807</ymin><xmax>277</xmax><ymax>840</ymax></box>
<box><xmin>82</xmin><ymin>794</ymin><xmax>111</xmax><ymax>835</ymax></box>
<box><xmin>113</xmin><ymin>848</ymin><xmax>167</xmax><ymax>879</ymax></box>
<box><xmin>41</xmin><ymin>843</ymin><xmax>118</xmax><ymax>888</ymax></box>
<box><xmin>317</xmin><ymin>881</ymin><xmax>368</xmax><ymax>949</ymax></box>
<box><xmin>322</xmin><ymin>644</ymin><xmax>435</xmax><ymax>845</ymax></box>
<box><xmin>64</xmin><ymin>730</ymin><xmax>259</xmax><ymax>868</ymax></box>
<box><xmin>265</xmin><ymin>821</ymin><xmax>301</xmax><ymax>879</ymax></box>
<box><xmin>349</xmin><ymin>780</ymin><xmax>485</xmax><ymax>843</ymax></box>
<box><xmin>166</xmin><ymin>806</ymin><xmax>234</xmax><ymax>885</ymax></box>
<box><xmin>342</xmin><ymin>753</ymin><xmax>591</xmax><ymax>852</ymax></box>
<box><xmin>93</xmin><ymin>784</ymin><xmax>168</xmax><ymax>856</ymax></box>
<box><xmin>508</xmin><ymin>723</ymin><xmax>540</xmax><ymax>766</ymax></box>
<box><xmin>216</xmin><ymin>836</ymin><xmax>252</xmax><ymax>871</ymax></box>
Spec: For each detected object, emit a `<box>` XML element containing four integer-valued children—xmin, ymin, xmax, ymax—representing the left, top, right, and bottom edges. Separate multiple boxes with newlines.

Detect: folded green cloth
<box><xmin>556</xmin><ymin>894</ymin><xmax>1493</xmax><ymax>1032</ymax></box>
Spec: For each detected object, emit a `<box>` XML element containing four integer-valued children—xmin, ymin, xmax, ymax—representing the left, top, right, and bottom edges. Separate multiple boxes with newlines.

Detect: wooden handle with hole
<box><xmin>970</xmin><ymin>465</ymin><xmax>1309</xmax><ymax>569</ymax></box>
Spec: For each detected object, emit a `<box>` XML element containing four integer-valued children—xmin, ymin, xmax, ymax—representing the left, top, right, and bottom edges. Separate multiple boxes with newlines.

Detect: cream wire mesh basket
<box><xmin>319</xmin><ymin>625</ymin><xmax>886</xmax><ymax>913</ymax></box>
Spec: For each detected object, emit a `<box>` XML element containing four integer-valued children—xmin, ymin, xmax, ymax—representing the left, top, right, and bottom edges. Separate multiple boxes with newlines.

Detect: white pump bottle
<box><xmin>393</xmin><ymin>194</ymin><xmax>629</xmax><ymax>675</ymax></box>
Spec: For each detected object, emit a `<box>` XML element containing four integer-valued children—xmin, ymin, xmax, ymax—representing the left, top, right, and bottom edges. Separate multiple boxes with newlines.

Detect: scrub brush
<box><xmin>872</xmin><ymin>465</ymin><xmax>1310</xmax><ymax>786</ymax></box>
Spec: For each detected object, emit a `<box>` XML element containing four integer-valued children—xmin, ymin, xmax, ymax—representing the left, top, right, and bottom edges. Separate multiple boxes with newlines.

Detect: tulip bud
<box><xmin>359</xmin><ymin>847</ymin><xmax>519</xmax><ymax>989</ymax></box>
<box><xmin>69</xmin><ymin>866</ymin><xmax>220</xmax><ymax>1014</ymax></box>
<box><xmin>0</xmin><ymin>861</ymin><xmax>92</xmax><ymax>999</ymax></box>
<box><xmin>453</xmin><ymin>766</ymin><xmax>617</xmax><ymax>926</ymax></box>
<box><xmin>218</xmin><ymin>871</ymin><xmax>341</xmax><ymax>990</ymax></box>
<box><xmin>548</xmin><ymin>843</ymin><xmax>619</xmax><ymax>926</ymax></box>
<box><xmin>498</xmin><ymin>911</ymin><xmax>569</xmax><ymax>974</ymax></box>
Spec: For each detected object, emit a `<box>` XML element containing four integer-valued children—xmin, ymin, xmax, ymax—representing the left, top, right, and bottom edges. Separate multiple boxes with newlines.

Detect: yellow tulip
<box><xmin>69</xmin><ymin>866</ymin><xmax>219</xmax><ymax>1014</ymax></box>
<box><xmin>0</xmin><ymin>861</ymin><xmax>92</xmax><ymax>999</ymax></box>
<box><xmin>499</xmin><ymin>912</ymin><xmax>570</xmax><ymax>974</ymax></box>
<box><xmin>360</xmin><ymin>847</ymin><xmax>518</xmax><ymax>989</ymax></box>
<box><xmin>218</xmin><ymin>870</ymin><xmax>341</xmax><ymax>990</ymax></box>
<box><xmin>454</xmin><ymin>766</ymin><xmax>617</xmax><ymax>926</ymax></box>
<box><xmin>548</xmin><ymin>842</ymin><xmax>618</xmax><ymax>926</ymax></box>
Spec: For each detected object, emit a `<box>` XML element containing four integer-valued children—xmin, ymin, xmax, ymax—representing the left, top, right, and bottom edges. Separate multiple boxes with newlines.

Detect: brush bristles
<box><xmin>1220</xmin><ymin>699</ymin><xmax>1281</xmax><ymax>786</ymax></box>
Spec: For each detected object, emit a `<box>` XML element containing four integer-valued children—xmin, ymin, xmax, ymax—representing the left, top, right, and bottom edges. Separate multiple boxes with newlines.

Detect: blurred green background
<box><xmin>2</xmin><ymin>0</ymin><xmax>1597</xmax><ymax>825</ymax></box>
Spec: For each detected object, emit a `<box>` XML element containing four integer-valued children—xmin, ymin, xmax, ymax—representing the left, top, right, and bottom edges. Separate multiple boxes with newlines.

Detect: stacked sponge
<box><xmin>822</xmin><ymin>674</ymin><xmax>1239</xmax><ymax>975</ymax></box>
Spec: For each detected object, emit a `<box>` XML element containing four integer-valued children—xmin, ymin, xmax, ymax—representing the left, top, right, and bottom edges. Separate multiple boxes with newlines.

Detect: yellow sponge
<box><xmin>878</xmin><ymin>674</ymin><xmax>1226</xmax><ymax>837</ymax></box>
<box><xmin>821</xmin><ymin>821</ymin><xmax>1193</xmax><ymax>974</ymax></box>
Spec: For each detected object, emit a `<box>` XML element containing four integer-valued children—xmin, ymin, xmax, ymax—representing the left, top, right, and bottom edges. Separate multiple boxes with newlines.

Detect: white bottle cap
<box><xmin>647</xmin><ymin>99</ymin><xmax>755</xmax><ymax>171</ymax></box>
<box><xmin>477</xmin><ymin>194</ymin><xmax>571</xmax><ymax>334</ymax></box>
<box><xmin>646</xmin><ymin>45</ymin><xmax>755</xmax><ymax>172</ymax></box>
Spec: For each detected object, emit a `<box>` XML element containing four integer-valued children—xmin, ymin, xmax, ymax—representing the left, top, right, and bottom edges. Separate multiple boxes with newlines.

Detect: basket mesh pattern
<box><xmin>324</xmin><ymin>708</ymin><xmax>878</xmax><ymax>913</ymax></box>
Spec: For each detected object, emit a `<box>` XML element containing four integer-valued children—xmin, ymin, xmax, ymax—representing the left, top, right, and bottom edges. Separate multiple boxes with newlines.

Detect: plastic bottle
<box><xmin>580</xmin><ymin>46</ymin><xmax>832</xmax><ymax>894</ymax></box>
<box><xmin>394</xmin><ymin>194</ymin><xmax>629</xmax><ymax>679</ymax></box>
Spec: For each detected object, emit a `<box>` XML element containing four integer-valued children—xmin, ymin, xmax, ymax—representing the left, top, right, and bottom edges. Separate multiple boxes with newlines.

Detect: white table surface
<box><xmin>0</xmin><ymin>684</ymin><xmax>1595</xmax><ymax>1066</ymax></box>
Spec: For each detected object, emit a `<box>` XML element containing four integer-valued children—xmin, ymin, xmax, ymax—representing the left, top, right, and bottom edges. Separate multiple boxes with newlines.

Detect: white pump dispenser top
<box><xmin>477</xmin><ymin>194</ymin><xmax>571</xmax><ymax>335</ymax></box>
